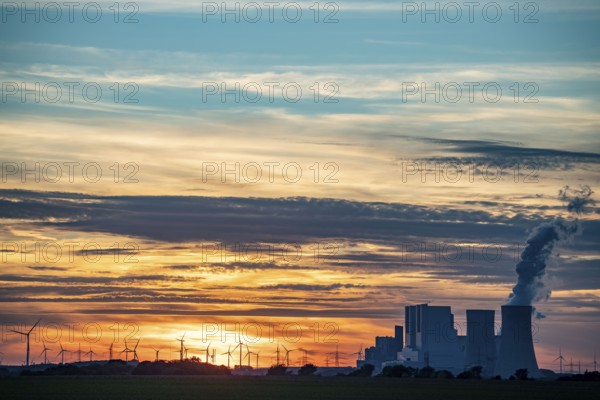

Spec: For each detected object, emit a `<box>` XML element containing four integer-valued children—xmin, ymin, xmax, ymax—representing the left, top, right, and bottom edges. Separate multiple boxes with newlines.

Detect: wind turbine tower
<box><xmin>176</xmin><ymin>333</ymin><xmax>186</xmax><ymax>362</ymax></box>
<box><xmin>232</xmin><ymin>340</ymin><xmax>244</xmax><ymax>367</ymax></box>
<box><xmin>76</xmin><ymin>343</ymin><xmax>83</xmax><ymax>363</ymax></box>
<box><xmin>9</xmin><ymin>319</ymin><xmax>41</xmax><ymax>367</ymax></box>
<box><xmin>121</xmin><ymin>340</ymin><xmax>132</xmax><ymax>362</ymax></box>
<box><xmin>40</xmin><ymin>341</ymin><xmax>51</xmax><ymax>364</ymax></box>
<box><xmin>554</xmin><ymin>347</ymin><xmax>565</xmax><ymax>374</ymax></box>
<box><xmin>132</xmin><ymin>339</ymin><xmax>141</xmax><ymax>362</ymax></box>
<box><xmin>57</xmin><ymin>342</ymin><xmax>69</xmax><ymax>365</ymax></box>
<box><xmin>84</xmin><ymin>347</ymin><xmax>97</xmax><ymax>362</ymax></box>
<box><xmin>282</xmin><ymin>344</ymin><xmax>295</xmax><ymax>367</ymax></box>
<box><xmin>221</xmin><ymin>345</ymin><xmax>233</xmax><ymax>368</ymax></box>
<box><xmin>152</xmin><ymin>348</ymin><xmax>161</xmax><ymax>362</ymax></box>
<box><xmin>201</xmin><ymin>342</ymin><xmax>212</xmax><ymax>363</ymax></box>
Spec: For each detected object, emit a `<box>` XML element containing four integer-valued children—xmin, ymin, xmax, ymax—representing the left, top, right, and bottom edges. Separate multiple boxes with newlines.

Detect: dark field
<box><xmin>1</xmin><ymin>376</ymin><xmax>599</xmax><ymax>400</ymax></box>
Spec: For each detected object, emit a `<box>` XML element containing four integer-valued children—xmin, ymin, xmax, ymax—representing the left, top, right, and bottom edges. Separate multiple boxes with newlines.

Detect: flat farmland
<box><xmin>1</xmin><ymin>376</ymin><xmax>599</xmax><ymax>400</ymax></box>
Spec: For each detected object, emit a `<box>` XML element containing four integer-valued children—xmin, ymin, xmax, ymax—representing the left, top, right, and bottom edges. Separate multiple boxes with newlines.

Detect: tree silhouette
<box><xmin>267</xmin><ymin>364</ymin><xmax>287</xmax><ymax>376</ymax></box>
<box><xmin>515</xmin><ymin>368</ymin><xmax>529</xmax><ymax>380</ymax></box>
<box><xmin>298</xmin><ymin>363</ymin><xmax>317</xmax><ymax>376</ymax></box>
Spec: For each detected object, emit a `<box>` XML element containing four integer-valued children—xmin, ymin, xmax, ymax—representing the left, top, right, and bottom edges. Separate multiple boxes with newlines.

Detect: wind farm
<box><xmin>1</xmin><ymin>295</ymin><xmax>600</xmax><ymax>400</ymax></box>
<box><xmin>2</xmin><ymin>316</ymin><xmax>599</xmax><ymax>379</ymax></box>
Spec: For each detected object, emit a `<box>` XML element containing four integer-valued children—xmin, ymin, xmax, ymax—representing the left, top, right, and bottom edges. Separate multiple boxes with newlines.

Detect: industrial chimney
<box><xmin>465</xmin><ymin>310</ymin><xmax>497</xmax><ymax>375</ymax></box>
<box><xmin>496</xmin><ymin>305</ymin><xmax>540</xmax><ymax>378</ymax></box>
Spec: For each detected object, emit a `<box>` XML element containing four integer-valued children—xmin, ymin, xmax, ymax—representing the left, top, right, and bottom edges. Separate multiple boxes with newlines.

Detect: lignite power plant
<box><xmin>359</xmin><ymin>303</ymin><xmax>540</xmax><ymax>378</ymax></box>
<box><xmin>358</xmin><ymin>191</ymin><xmax>597</xmax><ymax>377</ymax></box>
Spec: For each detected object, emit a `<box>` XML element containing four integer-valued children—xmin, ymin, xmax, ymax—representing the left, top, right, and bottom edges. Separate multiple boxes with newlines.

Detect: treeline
<box><xmin>133</xmin><ymin>360</ymin><xmax>230</xmax><ymax>376</ymax></box>
<box><xmin>557</xmin><ymin>371</ymin><xmax>600</xmax><ymax>382</ymax></box>
<box><xmin>379</xmin><ymin>365</ymin><xmax>490</xmax><ymax>379</ymax></box>
<box><xmin>379</xmin><ymin>365</ymin><xmax>600</xmax><ymax>381</ymax></box>
<box><xmin>18</xmin><ymin>360</ymin><xmax>230</xmax><ymax>376</ymax></box>
<box><xmin>10</xmin><ymin>362</ymin><xmax>600</xmax><ymax>381</ymax></box>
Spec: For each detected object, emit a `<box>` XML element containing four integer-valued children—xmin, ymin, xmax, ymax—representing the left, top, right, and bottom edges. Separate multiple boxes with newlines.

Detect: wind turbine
<box><xmin>151</xmin><ymin>347</ymin><xmax>161</xmax><ymax>362</ymax></box>
<box><xmin>554</xmin><ymin>347</ymin><xmax>565</xmax><ymax>374</ymax></box>
<box><xmin>232</xmin><ymin>340</ymin><xmax>245</xmax><ymax>368</ymax></box>
<box><xmin>39</xmin><ymin>341</ymin><xmax>51</xmax><ymax>364</ymax></box>
<box><xmin>84</xmin><ymin>347</ymin><xmax>97</xmax><ymax>362</ymax></box>
<box><xmin>121</xmin><ymin>340</ymin><xmax>133</xmax><ymax>362</ymax></box>
<box><xmin>132</xmin><ymin>339</ymin><xmax>141</xmax><ymax>362</ymax></box>
<box><xmin>109</xmin><ymin>342</ymin><xmax>114</xmax><ymax>361</ymax></box>
<box><xmin>211</xmin><ymin>348</ymin><xmax>216</xmax><ymax>364</ymax></box>
<box><xmin>281</xmin><ymin>344</ymin><xmax>295</xmax><ymax>367</ymax></box>
<box><xmin>75</xmin><ymin>343</ymin><xmax>83</xmax><ymax>363</ymax></box>
<box><xmin>57</xmin><ymin>342</ymin><xmax>69</xmax><ymax>364</ymax></box>
<box><xmin>244</xmin><ymin>347</ymin><xmax>254</xmax><ymax>367</ymax></box>
<box><xmin>176</xmin><ymin>333</ymin><xmax>186</xmax><ymax>362</ymax></box>
<box><xmin>221</xmin><ymin>345</ymin><xmax>233</xmax><ymax>368</ymax></box>
<box><xmin>243</xmin><ymin>344</ymin><xmax>259</xmax><ymax>368</ymax></box>
<box><xmin>594</xmin><ymin>352</ymin><xmax>598</xmax><ymax>372</ymax></box>
<box><xmin>200</xmin><ymin>342</ymin><xmax>212</xmax><ymax>363</ymax></box>
<box><xmin>9</xmin><ymin>319</ymin><xmax>41</xmax><ymax>366</ymax></box>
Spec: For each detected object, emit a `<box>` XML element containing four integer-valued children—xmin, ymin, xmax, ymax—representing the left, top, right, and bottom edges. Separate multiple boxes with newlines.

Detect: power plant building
<box><xmin>397</xmin><ymin>304</ymin><xmax>464</xmax><ymax>373</ymax></box>
<box><xmin>371</xmin><ymin>304</ymin><xmax>540</xmax><ymax>378</ymax></box>
<box><xmin>464</xmin><ymin>309</ymin><xmax>497</xmax><ymax>375</ymax></box>
<box><xmin>496</xmin><ymin>305</ymin><xmax>540</xmax><ymax>378</ymax></box>
<box><xmin>358</xmin><ymin>325</ymin><xmax>403</xmax><ymax>371</ymax></box>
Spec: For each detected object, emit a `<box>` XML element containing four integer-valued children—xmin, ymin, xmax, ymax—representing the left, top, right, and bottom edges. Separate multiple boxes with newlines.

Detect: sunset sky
<box><xmin>0</xmin><ymin>1</ymin><xmax>599</xmax><ymax>370</ymax></box>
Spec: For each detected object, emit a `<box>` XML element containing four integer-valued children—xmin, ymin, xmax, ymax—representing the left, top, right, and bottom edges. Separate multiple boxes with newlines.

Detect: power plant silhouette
<box><xmin>359</xmin><ymin>303</ymin><xmax>540</xmax><ymax>378</ymax></box>
<box><xmin>496</xmin><ymin>305</ymin><xmax>539</xmax><ymax>378</ymax></box>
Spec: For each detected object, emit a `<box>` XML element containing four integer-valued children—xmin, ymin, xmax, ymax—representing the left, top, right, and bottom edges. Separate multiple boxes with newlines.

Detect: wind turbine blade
<box><xmin>282</xmin><ymin>344</ymin><xmax>288</xmax><ymax>352</ymax></box>
<box><xmin>28</xmin><ymin>319</ymin><xmax>41</xmax><ymax>334</ymax></box>
<box><xmin>9</xmin><ymin>329</ymin><xmax>26</xmax><ymax>335</ymax></box>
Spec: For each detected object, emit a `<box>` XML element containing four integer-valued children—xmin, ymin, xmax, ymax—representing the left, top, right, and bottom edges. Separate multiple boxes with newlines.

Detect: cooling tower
<box><xmin>496</xmin><ymin>305</ymin><xmax>539</xmax><ymax>378</ymax></box>
<box><xmin>465</xmin><ymin>310</ymin><xmax>496</xmax><ymax>375</ymax></box>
